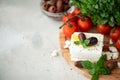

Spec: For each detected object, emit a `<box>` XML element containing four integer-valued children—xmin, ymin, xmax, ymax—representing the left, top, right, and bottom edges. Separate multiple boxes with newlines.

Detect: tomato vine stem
<box><xmin>59</xmin><ymin>14</ymin><xmax>84</xmax><ymax>29</ymax></box>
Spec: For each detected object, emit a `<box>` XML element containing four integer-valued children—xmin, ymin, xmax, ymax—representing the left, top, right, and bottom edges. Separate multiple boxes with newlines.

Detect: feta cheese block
<box><xmin>69</xmin><ymin>32</ymin><xmax>104</xmax><ymax>62</ymax></box>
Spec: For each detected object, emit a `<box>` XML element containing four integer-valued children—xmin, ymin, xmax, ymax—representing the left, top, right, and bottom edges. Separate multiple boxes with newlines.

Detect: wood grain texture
<box><xmin>59</xmin><ymin>27</ymin><xmax>120</xmax><ymax>80</ymax></box>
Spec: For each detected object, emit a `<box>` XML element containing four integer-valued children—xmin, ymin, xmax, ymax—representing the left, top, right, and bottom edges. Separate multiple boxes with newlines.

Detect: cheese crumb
<box><xmin>109</xmin><ymin>39</ymin><xmax>113</xmax><ymax>44</ymax></box>
<box><xmin>109</xmin><ymin>46</ymin><xmax>118</xmax><ymax>52</ymax></box>
<box><xmin>118</xmin><ymin>62</ymin><xmax>120</xmax><ymax>68</ymax></box>
<box><xmin>112</xmin><ymin>52</ymin><xmax>119</xmax><ymax>59</ymax></box>
<box><xmin>64</xmin><ymin>40</ymin><xmax>71</xmax><ymax>48</ymax></box>
<box><xmin>51</xmin><ymin>50</ymin><xmax>59</xmax><ymax>57</ymax></box>
<box><xmin>103</xmin><ymin>46</ymin><xmax>119</xmax><ymax>60</ymax></box>
<box><xmin>109</xmin><ymin>46</ymin><xmax>119</xmax><ymax>59</ymax></box>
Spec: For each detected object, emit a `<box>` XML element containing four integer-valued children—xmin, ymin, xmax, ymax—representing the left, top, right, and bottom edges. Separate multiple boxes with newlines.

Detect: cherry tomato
<box><xmin>116</xmin><ymin>38</ymin><xmax>120</xmax><ymax>51</ymax></box>
<box><xmin>77</xmin><ymin>17</ymin><xmax>92</xmax><ymax>32</ymax></box>
<box><xmin>63</xmin><ymin>22</ymin><xmax>78</xmax><ymax>38</ymax></box>
<box><xmin>110</xmin><ymin>27</ymin><xmax>120</xmax><ymax>41</ymax></box>
<box><xmin>62</xmin><ymin>13</ymin><xmax>78</xmax><ymax>23</ymax></box>
<box><xmin>115</xmin><ymin>27</ymin><xmax>120</xmax><ymax>34</ymax></box>
<box><xmin>97</xmin><ymin>24</ymin><xmax>111</xmax><ymax>34</ymax></box>
<box><xmin>62</xmin><ymin>15</ymin><xmax>67</xmax><ymax>23</ymax></box>
<box><xmin>73</xmin><ymin>7</ymin><xmax>80</xmax><ymax>15</ymax></box>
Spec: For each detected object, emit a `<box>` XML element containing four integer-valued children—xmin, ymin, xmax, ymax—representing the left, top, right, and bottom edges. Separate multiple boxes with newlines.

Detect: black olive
<box><xmin>88</xmin><ymin>37</ymin><xmax>98</xmax><ymax>46</ymax></box>
<box><xmin>48</xmin><ymin>5</ymin><xmax>56</xmax><ymax>13</ymax></box>
<box><xmin>107</xmin><ymin>61</ymin><xmax>117</xmax><ymax>70</ymax></box>
<box><xmin>63</xmin><ymin>0</ymin><xmax>70</xmax><ymax>4</ymax></box>
<box><xmin>74</xmin><ymin>61</ymin><xmax>83</xmax><ymax>68</ymax></box>
<box><xmin>78</xmin><ymin>33</ymin><xmax>86</xmax><ymax>41</ymax></box>
<box><xmin>42</xmin><ymin>2</ymin><xmax>50</xmax><ymax>10</ymax></box>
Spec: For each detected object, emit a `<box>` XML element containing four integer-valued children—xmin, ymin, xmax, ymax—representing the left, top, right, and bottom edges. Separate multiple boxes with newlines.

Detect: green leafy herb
<box><xmin>81</xmin><ymin>55</ymin><xmax>111</xmax><ymax>80</ymax></box>
<box><xmin>81</xmin><ymin>60</ymin><xmax>93</xmax><ymax>69</ymax></box>
<box><xmin>71</xmin><ymin>0</ymin><xmax>120</xmax><ymax>27</ymax></box>
<box><xmin>96</xmin><ymin>54</ymin><xmax>107</xmax><ymax>67</ymax></box>
<box><xmin>74</xmin><ymin>39</ymin><xmax>90</xmax><ymax>48</ymax></box>
<box><xmin>89</xmin><ymin>68</ymin><xmax>95</xmax><ymax>75</ymax></box>
<box><xmin>74</xmin><ymin>41</ymin><xmax>81</xmax><ymax>45</ymax></box>
<box><xmin>84</xmin><ymin>39</ymin><xmax>90</xmax><ymax>45</ymax></box>
<box><xmin>91</xmin><ymin>73</ymin><xmax>99</xmax><ymax>80</ymax></box>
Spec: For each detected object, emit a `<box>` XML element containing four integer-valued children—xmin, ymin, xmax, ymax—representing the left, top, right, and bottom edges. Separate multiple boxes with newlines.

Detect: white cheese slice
<box><xmin>69</xmin><ymin>32</ymin><xmax>104</xmax><ymax>62</ymax></box>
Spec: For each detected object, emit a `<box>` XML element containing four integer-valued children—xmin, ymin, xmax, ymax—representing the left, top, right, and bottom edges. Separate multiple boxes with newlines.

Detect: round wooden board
<box><xmin>59</xmin><ymin>27</ymin><xmax>120</xmax><ymax>80</ymax></box>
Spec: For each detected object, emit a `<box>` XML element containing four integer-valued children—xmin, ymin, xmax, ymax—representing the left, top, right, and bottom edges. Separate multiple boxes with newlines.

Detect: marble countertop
<box><xmin>0</xmin><ymin>0</ymin><xmax>89</xmax><ymax>80</ymax></box>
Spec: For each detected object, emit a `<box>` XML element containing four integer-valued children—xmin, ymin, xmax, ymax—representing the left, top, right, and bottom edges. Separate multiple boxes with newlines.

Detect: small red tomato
<box><xmin>77</xmin><ymin>17</ymin><xmax>92</xmax><ymax>32</ymax></box>
<box><xmin>63</xmin><ymin>23</ymin><xmax>78</xmax><ymax>38</ymax></box>
<box><xmin>97</xmin><ymin>24</ymin><xmax>111</xmax><ymax>34</ymax></box>
<box><xmin>110</xmin><ymin>27</ymin><xmax>120</xmax><ymax>41</ymax></box>
<box><xmin>115</xmin><ymin>27</ymin><xmax>120</xmax><ymax>34</ymax></box>
<box><xmin>62</xmin><ymin>13</ymin><xmax>78</xmax><ymax>23</ymax></box>
<box><xmin>73</xmin><ymin>7</ymin><xmax>80</xmax><ymax>15</ymax></box>
<box><xmin>62</xmin><ymin>15</ymin><xmax>67</xmax><ymax>23</ymax></box>
<box><xmin>116</xmin><ymin>38</ymin><xmax>120</xmax><ymax>50</ymax></box>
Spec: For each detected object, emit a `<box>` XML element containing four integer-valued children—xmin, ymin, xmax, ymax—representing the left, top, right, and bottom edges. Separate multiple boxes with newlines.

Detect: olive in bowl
<box><xmin>40</xmin><ymin>0</ymin><xmax>72</xmax><ymax>20</ymax></box>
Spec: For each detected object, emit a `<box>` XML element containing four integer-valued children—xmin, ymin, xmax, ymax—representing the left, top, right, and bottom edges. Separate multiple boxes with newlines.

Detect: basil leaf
<box><xmin>74</xmin><ymin>39</ymin><xmax>90</xmax><ymax>48</ymax></box>
<box><xmin>81</xmin><ymin>61</ymin><xmax>93</xmax><ymax>69</ymax></box>
<box><xmin>80</xmin><ymin>55</ymin><xmax>111</xmax><ymax>80</ymax></box>
<box><xmin>74</xmin><ymin>41</ymin><xmax>81</xmax><ymax>45</ymax></box>
<box><xmin>84</xmin><ymin>39</ymin><xmax>90</xmax><ymax>45</ymax></box>
<box><xmin>98</xmin><ymin>67</ymin><xmax>111</xmax><ymax>75</ymax></box>
<box><xmin>97</xmin><ymin>54</ymin><xmax>107</xmax><ymax>67</ymax></box>
<box><xmin>82</xmin><ymin>43</ymin><xmax>87</xmax><ymax>48</ymax></box>
<box><xmin>89</xmin><ymin>68</ymin><xmax>95</xmax><ymax>75</ymax></box>
<box><xmin>91</xmin><ymin>74</ymin><xmax>99</xmax><ymax>80</ymax></box>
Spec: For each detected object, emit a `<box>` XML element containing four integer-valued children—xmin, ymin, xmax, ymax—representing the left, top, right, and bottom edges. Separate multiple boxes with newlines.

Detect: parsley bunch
<box><xmin>71</xmin><ymin>0</ymin><xmax>120</xmax><ymax>27</ymax></box>
<box><xmin>81</xmin><ymin>55</ymin><xmax>111</xmax><ymax>80</ymax></box>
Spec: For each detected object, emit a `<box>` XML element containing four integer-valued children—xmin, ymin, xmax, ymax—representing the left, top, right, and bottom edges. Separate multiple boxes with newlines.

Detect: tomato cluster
<box><xmin>61</xmin><ymin>7</ymin><xmax>120</xmax><ymax>51</ymax></box>
<box><xmin>97</xmin><ymin>24</ymin><xmax>120</xmax><ymax>50</ymax></box>
<box><xmin>110</xmin><ymin>27</ymin><xmax>120</xmax><ymax>41</ymax></box>
<box><xmin>110</xmin><ymin>27</ymin><xmax>120</xmax><ymax>51</ymax></box>
<box><xmin>62</xmin><ymin>7</ymin><xmax>93</xmax><ymax>39</ymax></box>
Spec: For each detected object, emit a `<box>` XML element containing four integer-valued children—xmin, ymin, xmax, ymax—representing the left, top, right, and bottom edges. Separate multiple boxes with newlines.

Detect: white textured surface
<box><xmin>0</xmin><ymin>0</ymin><xmax>89</xmax><ymax>80</ymax></box>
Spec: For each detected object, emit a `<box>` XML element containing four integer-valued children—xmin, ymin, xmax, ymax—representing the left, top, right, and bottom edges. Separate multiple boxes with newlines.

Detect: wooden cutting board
<box><xmin>59</xmin><ymin>27</ymin><xmax>120</xmax><ymax>80</ymax></box>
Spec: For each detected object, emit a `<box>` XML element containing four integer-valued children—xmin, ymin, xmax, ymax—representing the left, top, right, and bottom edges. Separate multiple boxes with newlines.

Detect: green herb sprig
<box><xmin>74</xmin><ymin>39</ymin><xmax>90</xmax><ymax>48</ymax></box>
<box><xmin>71</xmin><ymin>0</ymin><xmax>120</xmax><ymax>27</ymax></box>
<box><xmin>81</xmin><ymin>55</ymin><xmax>111</xmax><ymax>80</ymax></box>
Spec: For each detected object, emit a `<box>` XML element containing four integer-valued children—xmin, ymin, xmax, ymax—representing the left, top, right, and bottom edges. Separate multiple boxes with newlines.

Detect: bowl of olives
<box><xmin>40</xmin><ymin>0</ymin><xmax>72</xmax><ymax>20</ymax></box>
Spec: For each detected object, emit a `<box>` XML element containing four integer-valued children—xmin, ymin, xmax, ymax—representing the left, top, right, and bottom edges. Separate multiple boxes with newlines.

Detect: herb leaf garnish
<box><xmin>81</xmin><ymin>54</ymin><xmax>111</xmax><ymax>80</ymax></box>
<box><xmin>74</xmin><ymin>39</ymin><xmax>90</xmax><ymax>48</ymax></box>
<box><xmin>81</xmin><ymin>60</ymin><xmax>93</xmax><ymax>69</ymax></box>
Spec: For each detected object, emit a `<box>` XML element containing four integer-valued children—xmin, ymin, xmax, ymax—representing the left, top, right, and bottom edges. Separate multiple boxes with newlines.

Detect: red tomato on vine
<box><xmin>110</xmin><ymin>27</ymin><xmax>120</xmax><ymax>41</ymax></box>
<box><xmin>97</xmin><ymin>24</ymin><xmax>111</xmax><ymax>34</ymax></box>
<box><xmin>77</xmin><ymin>17</ymin><xmax>92</xmax><ymax>32</ymax></box>
<box><xmin>116</xmin><ymin>38</ymin><xmax>120</xmax><ymax>51</ymax></box>
<box><xmin>62</xmin><ymin>13</ymin><xmax>78</xmax><ymax>23</ymax></box>
<box><xmin>73</xmin><ymin>7</ymin><xmax>80</xmax><ymax>15</ymax></box>
<box><xmin>63</xmin><ymin>22</ymin><xmax>78</xmax><ymax>38</ymax></box>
